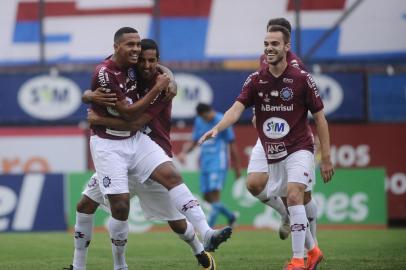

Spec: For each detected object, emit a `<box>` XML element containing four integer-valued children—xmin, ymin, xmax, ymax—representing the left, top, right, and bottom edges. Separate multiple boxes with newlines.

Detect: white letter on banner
<box><xmin>12</xmin><ymin>174</ymin><xmax>45</xmax><ymax>230</ymax></box>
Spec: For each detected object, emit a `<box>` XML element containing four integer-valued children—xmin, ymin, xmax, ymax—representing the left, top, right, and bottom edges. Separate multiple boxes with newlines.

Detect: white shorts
<box><xmin>83</xmin><ymin>173</ymin><xmax>185</xmax><ymax>221</ymax></box>
<box><xmin>89</xmin><ymin>132</ymin><xmax>171</xmax><ymax>196</ymax></box>
<box><xmin>266</xmin><ymin>150</ymin><xmax>315</xmax><ymax>197</ymax></box>
<box><xmin>247</xmin><ymin>138</ymin><xmax>268</xmax><ymax>174</ymax></box>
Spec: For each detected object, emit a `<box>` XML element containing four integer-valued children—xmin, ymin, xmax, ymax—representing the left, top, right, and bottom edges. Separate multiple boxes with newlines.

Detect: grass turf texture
<box><xmin>0</xmin><ymin>229</ymin><xmax>405</xmax><ymax>269</ymax></box>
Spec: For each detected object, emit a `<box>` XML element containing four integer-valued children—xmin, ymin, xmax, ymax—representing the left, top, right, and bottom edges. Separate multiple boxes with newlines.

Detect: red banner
<box><xmin>171</xmin><ymin>124</ymin><xmax>406</xmax><ymax>221</ymax></box>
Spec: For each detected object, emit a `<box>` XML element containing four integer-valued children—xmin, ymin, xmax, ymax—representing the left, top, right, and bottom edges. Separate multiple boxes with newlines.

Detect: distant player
<box><xmin>199</xmin><ymin>25</ymin><xmax>334</xmax><ymax>270</ymax></box>
<box><xmin>246</xmin><ymin>18</ymin><xmax>318</xmax><ymax>244</ymax></box>
<box><xmin>178</xmin><ymin>103</ymin><xmax>241</xmax><ymax>227</ymax></box>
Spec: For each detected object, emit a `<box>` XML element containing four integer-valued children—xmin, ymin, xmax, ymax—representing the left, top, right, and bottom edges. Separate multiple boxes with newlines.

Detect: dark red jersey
<box><xmin>259</xmin><ymin>51</ymin><xmax>307</xmax><ymax>71</ymax></box>
<box><xmin>90</xmin><ymin>57</ymin><xmax>138</xmax><ymax>140</ymax></box>
<box><xmin>132</xmin><ymin>72</ymin><xmax>173</xmax><ymax>157</ymax></box>
<box><xmin>237</xmin><ymin>64</ymin><xmax>324</xmax><ymax>163</ymax></box>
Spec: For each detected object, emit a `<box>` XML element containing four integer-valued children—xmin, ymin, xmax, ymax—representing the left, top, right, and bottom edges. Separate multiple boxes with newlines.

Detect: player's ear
<box><xmin>113</xmin><ymin>42</ymin><xmax>118</xmax><ymax>53</ymax></box>
<box><xmin>285</xmin><ymin>42</ymin><xmax>291</xmax><ymax>52</ymax></box>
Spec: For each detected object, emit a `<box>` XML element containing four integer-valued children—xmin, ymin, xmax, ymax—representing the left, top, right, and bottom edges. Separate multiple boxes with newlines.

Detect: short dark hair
<box><xmin>268</xmin><ymin>25</ymin><xmax>291</xmax><ymax>44</ymax></box>
<box><xmin>196</xmin><ymin>103</ymin><xmax>212</xmax><ymax>115</ymax></box>
<box><xmin>267</xmin><ymin>17</ymin><xmax>292</xmax><ymax>33</ymax></box>
<box><xmin>141</xmin><ymin>39</ymin><xmax>159</xmax><ymax>59</ymax></box>
<box><xmin>114</xmin><ymin>27</ymin><xmax>138</xmax><ymax>43</ymax></box>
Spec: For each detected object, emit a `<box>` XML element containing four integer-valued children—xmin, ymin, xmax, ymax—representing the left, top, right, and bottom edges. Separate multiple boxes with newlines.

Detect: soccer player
<box><xmin>67</xmin><ymin>38</ymin><xmax>216</xmax><ymax>270</ymax></box>
<box><xmin>71</xmin><ymin>27</ymin><xmax>231</xmax><ymax>269</ymax></box>
<box><xmin>178</xmin><ymin>103</ymin><xmax>241</xmax><ymax>227</ymax></box>
<box><xmin>246</xmin><ymin>18</ymin><xmax>319</xmax><ymax>243</ymax></box>
<box><xmin>199</xmin><ymin>25</ymin><xmax>334</xmax><ymax>270</ymax></box>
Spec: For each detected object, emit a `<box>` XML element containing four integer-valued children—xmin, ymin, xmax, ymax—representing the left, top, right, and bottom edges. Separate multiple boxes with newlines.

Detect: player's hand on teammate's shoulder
<box><xmin>91</xmin><ymin>87</ymin><xmax>117</xmax><ymax>107</ymax></box>
<box><xmin>320</xmin><ymin>156</ymin><xmax>334</xmax><ymax>183</ymax></box>
<box><xmin>87</xmin><ymin>108</ymin><xmax>102</xmax><ymax>125</ymax></box>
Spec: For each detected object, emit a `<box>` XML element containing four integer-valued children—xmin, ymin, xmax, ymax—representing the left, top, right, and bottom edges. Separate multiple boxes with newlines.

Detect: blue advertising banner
<box><xmin>0</xmin><ymin>71</ymin><xmax>366</xmax><ymax>124</ymax></box>
<box><xmin>368</xmin><ymin>74</ymin><xmax>406</xmax><ymax>122</ymax></box>
<box><xmin>0</xmin><ymin>72</ymin><xmax>90</xmax><ymax>124</ymax></box>
<box><xmin>0</xmin><ymin>174</ymin><xmax>66</xmax><ymax>232</ymax></box>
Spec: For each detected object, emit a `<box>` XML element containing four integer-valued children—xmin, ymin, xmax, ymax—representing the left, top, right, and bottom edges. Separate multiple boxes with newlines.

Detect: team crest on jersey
<box><xmin>280</xmin><ymin>87</ymin><xmax>293</xmax><ymax>101</ymax></box>
<box><xmin>127</xmin><ymin>67</ymin><xmax>136</xmax><ymax>81</ymax></box>
<box><xmin>103</xmin><ymin>176</ymin><xmax>111</xmax><ymax>188</ymax></box>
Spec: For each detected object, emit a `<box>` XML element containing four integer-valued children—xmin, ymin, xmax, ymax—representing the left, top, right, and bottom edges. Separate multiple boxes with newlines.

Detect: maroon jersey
<box><xmin>259</xmin><ymin>51</ymin><xmax>306</xmax><ymax>71</ymax></box>
<box><xmin>237</xmin><ymin>64</ymin><xmax>324</xmax><ymax>163</ymax></box>
<box><xmin>90</xmin><ymin>57</ymin><xmax>138</xmax><ymax>140</ymax></box>
<box><xmin>131</xmin><ymin>72</ymin><xmax>173</xmax><ymax>157</ymax></box>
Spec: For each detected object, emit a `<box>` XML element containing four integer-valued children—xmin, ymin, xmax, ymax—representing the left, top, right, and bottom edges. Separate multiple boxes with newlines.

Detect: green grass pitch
<box><xmin>0</xmin><ymin>229</ymin><xmax>405</xmax><ymax>269</ymax></box>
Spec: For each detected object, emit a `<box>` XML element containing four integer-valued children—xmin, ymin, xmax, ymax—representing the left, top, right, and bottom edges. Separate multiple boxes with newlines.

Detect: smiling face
<box><xmin>137</xmin><ymin>49</ymin><xmax>158</xmax><ymax>81</ymax></box>
<box><xmin>114</xmin><ymin>32</ymin><xmax>141</xmax><ymax>68</ymax></box>
<box><xmin>264</xmin><ymin>31</ymin><xmax>290</xmax><ymax>66</ymax></box>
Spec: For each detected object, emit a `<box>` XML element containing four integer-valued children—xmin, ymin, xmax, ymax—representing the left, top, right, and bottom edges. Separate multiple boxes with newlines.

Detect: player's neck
<box><xmin>268</xmin><ymin>60</ymin><xmax>288</xmax><ymax>78</ymax></box>
<box><xmin>111</xmin><ymin>54</ymin><xmax>129</xmax><ymax>70</ymax></box>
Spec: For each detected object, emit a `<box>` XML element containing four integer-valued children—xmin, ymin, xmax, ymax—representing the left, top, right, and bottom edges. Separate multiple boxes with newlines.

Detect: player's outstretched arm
<box><xmin>198</xmin><ymin>101</ymin><xmax>245</xmax><ymax>145</ymax></box>
<box><xmin>82</xmin><ymin>88</ymin><xmax>117</xmax><ymax>106</ymax></box>
<box><xmin>313</xmin><ymin>110</ymin><xmax>334</xmax><ymax>183</ymax></box>
<box><xmin>229</xmin><ymin>141</ymin><xmax>242</xmax><ymax>179</ymax></box>
<box><xmin>87</xmin><ymin>108</ymin><xmax>152</xmax><ymax>131</ymax></box>
<box><xmin>116</xmin><ymin>73</ymin><xmax>170</xmax><ymax>120</ymax></box>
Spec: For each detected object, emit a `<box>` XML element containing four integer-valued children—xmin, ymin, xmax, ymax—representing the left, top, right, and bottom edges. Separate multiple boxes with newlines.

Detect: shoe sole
<box><xmin>205</xmin><ymin>227</ymin><xmax>232</xmax><ymax>252</ymax></box>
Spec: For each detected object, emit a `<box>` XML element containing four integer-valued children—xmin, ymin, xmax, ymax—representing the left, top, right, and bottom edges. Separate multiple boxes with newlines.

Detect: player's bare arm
<box><xmin>158</xmin><ymin>64</ymin><xmax>177</xmax><ymax>102</ymax></box>
<box><xmin>82</xmin><ymin>88</ymin><xmax>117</xmax><ymax>107</ymax></box>
<box><xmin>198</xmin><ymin>101</ymin><xmax>245</xmax><ymax>145</ymax></box>
<box><xmin>313</xmin><ymin>110</ymin><xmax>334</xmax><ymax>183</ymax></box>
<box><xmin>116</xmin><ymin>73</ymin><xmax>170</xmax><ymax>120</ymax></box>
<box><xmin>87</xmin><ymin>108</ymin><xmax>152</xmax><ymax>132</ymax></box>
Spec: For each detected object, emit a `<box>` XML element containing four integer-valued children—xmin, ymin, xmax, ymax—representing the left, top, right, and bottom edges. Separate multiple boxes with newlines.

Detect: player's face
<box><xmin>114</xmin><ymin>33</ymin><xmax>141</xmax><ymax>67</ymax></box>
<box><xmin>264</xmin><ymin>31</ymin><xmax>290</xmax><ymax>66</ymax></box>
<box><xmin>137</xmin><ymin>49</ymin><xmax>158</xmax><ymax>81</ymax></box>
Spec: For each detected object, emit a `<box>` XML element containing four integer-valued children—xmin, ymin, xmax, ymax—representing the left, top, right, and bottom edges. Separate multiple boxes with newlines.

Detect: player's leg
<box><xmin>68</xmin><ymin>174</ymin><xmax>102</xmax><ymax>270</ymax></box>
<box><xmin>246</xmin><ymin>139</ymin><xmax>289</xmax><ymax>239</ymax></box>
<box><xmin>284</xmin><ymin>150</ymin><xmax>321</xmax><ymax>270</ymax></box>
<box><xmin>90</xmin><ymin>136</ymin><xmax>132</xmax><ymax>270</ymax></box>
<box><xmin>204</xmin><ymin>171</ymin><xmax>236</xmax><ymax>228</ymax></box>
<box><xmin>304</xmin><ymin>191</ymin><xmax>318</xmax><ymax>244</ymax></box>
<box><xmin>131</xmin><ymin>133</ymin><xmax>232</xmax><ymax>252</ymax></box>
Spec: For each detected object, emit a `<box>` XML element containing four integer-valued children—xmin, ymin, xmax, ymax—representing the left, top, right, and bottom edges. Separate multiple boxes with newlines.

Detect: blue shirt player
<box><xmin>179</xmin><ymin>103</ymin><xmax>241</xmax><ymax>227</ymax></box>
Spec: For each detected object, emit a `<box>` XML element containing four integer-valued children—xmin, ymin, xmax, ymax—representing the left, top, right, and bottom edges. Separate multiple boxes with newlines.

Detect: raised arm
<box><xmin>82</xmin><ymin>88</ymin><xmax>117</xmax><ymax>107</ymax></box>
<box><xmin>158</xmin><ymin>64</ymin><xmax>177</xmax><ymax>102</ymax></box>
<box><xmin>313</xmin><ymin>110</ymin><xmax>334</xmax><ymax>183</ymax></box>
<box><xmin>198</xmin><ymin>101</ymin><xmax>245</xmax><ymax>145</ymax></box>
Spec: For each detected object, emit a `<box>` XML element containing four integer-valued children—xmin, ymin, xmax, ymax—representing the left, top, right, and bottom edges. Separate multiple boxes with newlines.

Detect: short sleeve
<box><xmin>94</xmin><ymin>66</ymin><xmax>126</xmax><ymax>101</ymax></box>
<box><xmin>236</xmin><ymin>72</ymin><xmax>258</xmax><ymax>108</ymax></box>
<box><xmin>304</xmin><ymin>73</ymin><xmax>324</xmax><ymax>113</ymax></box>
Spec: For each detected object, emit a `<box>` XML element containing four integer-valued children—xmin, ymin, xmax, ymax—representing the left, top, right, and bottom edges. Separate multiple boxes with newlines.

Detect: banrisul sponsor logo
<box><xmin>18</xmin><ymin>75</ymin><xmax>81</xmax><ymax>120</ymax></box>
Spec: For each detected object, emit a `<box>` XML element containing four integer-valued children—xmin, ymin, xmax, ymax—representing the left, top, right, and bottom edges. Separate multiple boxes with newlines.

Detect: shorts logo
<box><xmin>262</xmin><ymin>117</ymin><xmax>290</xmax><ymax>139</ymax></box>
<box><xmin>103</xmin><ymin>176</ymin><xmax>111</xmax><ymax>188</ymax></box>
<box><xmin>88</xmin><ymin>176</ymin><xmax>98</xmax><ymax>188</ymax></box>
<box><xmin>181</xmin><ymin>200</ymin><xmax>200</xmax><ymax>212</ymax></box>
<box><xmin>280</xmin><ymin>87</ymin><xmax>293</xmax><ymax>101</ymax></box>
<box><xmin>291</xmin><ymin>223</ymin><xmax>306</xmax><ymax>232</ymax></box>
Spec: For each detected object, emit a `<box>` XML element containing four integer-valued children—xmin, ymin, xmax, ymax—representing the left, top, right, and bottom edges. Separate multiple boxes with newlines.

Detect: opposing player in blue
<box><xmin>178</xmin><ymin>103</ymin><xmax>241</xmax><ymax>227</ymax></box>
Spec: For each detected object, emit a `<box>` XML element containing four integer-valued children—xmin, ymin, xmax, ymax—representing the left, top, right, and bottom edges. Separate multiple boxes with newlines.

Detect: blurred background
<box><xmin>0</xmin><ymin>0</ymin><xmax>405</xmax><ymax>233</ymax></box>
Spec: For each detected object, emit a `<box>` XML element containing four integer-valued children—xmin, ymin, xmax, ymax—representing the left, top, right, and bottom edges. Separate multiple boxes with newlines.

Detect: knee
<box><xmin>304</xmin><ymin>191</ymin><xmax>312</xmax><ymax>204</ymax></box>
<box><xmin>246</xmin><ymin>173</ymin><xmax>268</xmax><ymax>196</ymax></box>
<box><xmin>287</xmin><ymin>190</ymin><xmax>304</xmax><ymax>206</ymax></box>
<box><xmin>168</xmin><ymin>219</ymin><xmax>187</xmax><ymax>234</ymax></box>
<box><xmin>76</xmin><ymin>196</ymin><xmax>99</xmax><ymax>214</ymax></box>
<box><xmin>109</xmin><ymin>195</ymin><xmax>130</xmax><ymax>220</ymax></box>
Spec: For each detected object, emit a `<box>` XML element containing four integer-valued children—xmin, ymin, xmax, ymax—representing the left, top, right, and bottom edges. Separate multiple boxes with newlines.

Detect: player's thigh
<box><xmin>90</xmin><ymin>136</ymin><xmax>131</xmax><ymax>196</ymax></box>
<box><xmin>131</xmin><ymin>179</ymin><xmax>185</xmax><ymax>221</ymax></box>
<box><xmin>130</xmin><ymin>133</ymin><xmax>172</xmax><ymax>184</ymax></box>
<box><xmin>285</xmin><ymin>150</ymin><xmax>315</xmax><ymax>192</ymax></box>
<box><xmin>247</xmin><ymin>139</ymin><xmax>268</xmax><ymax>174</ymax></box>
